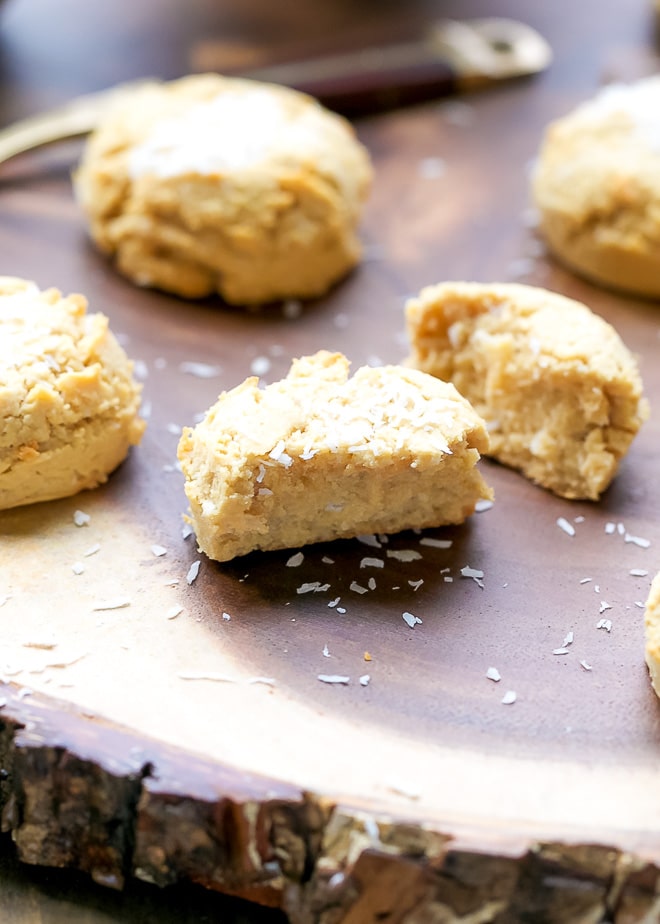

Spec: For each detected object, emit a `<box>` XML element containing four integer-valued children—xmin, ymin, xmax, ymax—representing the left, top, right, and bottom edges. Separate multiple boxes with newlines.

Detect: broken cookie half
<box><xmin>406</xmin><ymin>282</ymin><xmax>648</xmax><ymax>500</ymax></box>
<box><xmin>177</xmin><ymin>351</ymin><xmax>493</xmax><ymax>561</ymax></box>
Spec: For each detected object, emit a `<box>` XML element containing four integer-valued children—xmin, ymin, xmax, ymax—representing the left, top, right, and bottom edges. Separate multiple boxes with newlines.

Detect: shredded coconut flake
<box><xmin>486</xmin><ymin>667</ymin><xmax>501</xmax><ymax>682</ymax></box>
<box><xmin>596</xmin><ymin>618</ymin><xmax>612</xmax><ymax>632</ymax></box>
<box><xmin>556</xmin><ymin>517</ymin><xmax>575</xmax><ymax>536</ymax></box>
<box><xmin>460</xmin><ymin>565</ymin><xmax>484</xmax><ymax>579</ymax></box>
<box><xmin>474</xmin><ymin>499</ymin><xmax>493</xmax><ymax>513</ymax></box>
<box><xmin>359</xmin><ymin>674</ymin><xmax>370</xmax><ymax>686</ymax></box>
<box><xmin>151</xmin><ymin>544</ymin><xmax>167</xmax><ymax>557</ymax></box>
<box><xmin>179</xmin><ymin>671</ymin><xmax>236</xmax><ymax>682</ymax></box>
<box><xmin>247</xmin><ymin>676</ymin><xmax>276</xmax><ymax>686</ymax></box>
<box><xmin>460</xmin><ymin>565</ymin><xmax>484</xmax><ymax>587</ymax></box>
<box><xmin>350</xmin><ymin>581</ymin><xmax>369</xmax><ymax>595</ymax></box>
<box><xmin>580</xmin><ymin>660</ymin><xmax>593</xmax><ymax>671</ymax></box>
<box><xmin>186</xmin><ymin>560</ymin><xmax>201</xmax><ymax>585</ymax></box>
<box><xmin>360</xmin><ymin>557</ymin><xmax>384</xmax><ymax>569</ymax></box>
<box><xmin>222</xmin><ymin>612</ymin><xmax>231</xmax><ymax>620</ymax></box>
<box><xmin>297</xmin><ymin>582</ymin><xmax>330</xmax><ymax>594</ymax></box>
<box><xmin>562</xmin><ymin>631</ymin><xmax>574</xmax><ymax>647</ymax></box>
<box><xmin>71</xmin><ymin>562</ymin><xmax>85</xmax><ymax>575</ymax></box>
<box><xmin>599</xmin><ymin>601</ymin><xmax>612</xmax><ymax>614</ymax></box>
<box><xmin>179</xmin><ymin>361</ymin><xmax>222</xmax><ymax>378</ymax></box>
<box><xmin>402</xmin><ymin>611</ymin><xmax>422</xmax><ymax>628</ymax></box>
<box><xmin>630</xmin><ymin>569</ymin><xmax>649</xmax><ymax>577</ymax></box>
<box><xmin>250</xmin><ymin>356</ymin><xmax>271</xmax><ymax>376</ymax></box>
<box><xmin>501</xmin><ymin>690</ymin><xmax>517</xmax><ymax>705</ymax></box>
<box><xmin>605</xmin><ymin>522</ymin><xmax>616</xmax><ymax>534</ymax></box>
<box><xmin>317</xmin><ymin>674</ymin><xmax>349</xmax><ymax>685</ymax></box>
<box><xmin>553</xmin><ymin>648</ymin><xmax>570</xmax><ymax>656</ymax></box>
<box><xmin>624</xmin><ymin>533</ymin><xmax>651</xmax><ymax>548</ymax></box>
<box><xmin>357</xmin><ymin>534</ymin><xmax>382</xmax><ymax>549</ymax></box>
<box><xmin>322</xmin><ymin>644</ymin><xmax>331</xmax><ymax>658</ymax></box>
<box><xmin>286</xmin><ymin>552</ymin><xmax>304</xmax><ymax>567</ymax></box>
<box><xmin>417</xmin><ymin>156</ymin><xmax>446</xmax><ymax>179</ymax></box>
<box><xmin>268</xmin><ymin>440</ymin><xmax>293</xmax><ymax>466</ymax></box>
<box><xmin>83</xmin><ymin>544</ymin><xmax>101</xmax><ymax>557</ymax></box>
<box><xmin>73</xmin><ymin>510</ymin><xmax>90</xmax><ymax>527</ymax></box>
<box><xmin>419</xmin><ymin>537</ymin><xmax>452</xmax><ymax>549</ymax></box>
<box><xmin>166</xmin><ymin>605</ymin><xmax>183</xmax><ymax>620</ymax></box>
<box><xmin>387</xmin><ymin>549</ymin><xmax>422</xmax><ymax>563</ymax></box>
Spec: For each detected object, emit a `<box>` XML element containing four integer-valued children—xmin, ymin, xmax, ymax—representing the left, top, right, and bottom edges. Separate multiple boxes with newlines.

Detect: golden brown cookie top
<box><xmin>82</xmin><ymin>74</ymin><xmax>371</xmax><ymax>204</ymax></box>
<box><xmin>533</xmin><ymin>76</ymin><xmax>660</xmax><ymax>223</ymax></box>
<box><xmin>0</xmin><ymin>276</ymin><xmax>144</xmax><ymax>461</ymax></box>
<box><xmin>406</xmin><ymin>281</ymin><xmax>647</xmax><ymax>394</ymax></box>
<box><xmin>182</xmin><ymin>350</ymin><xmax>490</xmax><ymax>469</ymax></box>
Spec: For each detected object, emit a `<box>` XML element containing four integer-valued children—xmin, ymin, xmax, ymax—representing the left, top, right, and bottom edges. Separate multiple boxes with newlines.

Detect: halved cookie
<box><xmin>177</xmin><ymin>351</ymin><xmax>492</xmax><ymax>561</ymax></box>
<box><xmin>406</xmin><ymin>281</ymin><xmax>648</xmax><ymax>500</ymax></box>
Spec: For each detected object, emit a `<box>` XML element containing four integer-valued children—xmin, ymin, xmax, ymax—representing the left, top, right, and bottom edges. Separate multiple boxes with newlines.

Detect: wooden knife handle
<box><xmin>287</xmin><ymin>58</ymin><xmax>458</xmax><ymax>116</ymax></box>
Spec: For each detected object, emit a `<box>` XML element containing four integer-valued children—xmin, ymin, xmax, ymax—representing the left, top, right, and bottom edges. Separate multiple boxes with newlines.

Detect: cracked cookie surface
<box><xmin>532</xmin><ymin>76</ymin><xmax>660</xmax><ymax>297</ymax></box>
<box><xmin>0</xmin><ymin>277</ymin><xmax>145</xmax><ymax>510</ymax></box>
<box><xmin>406</xmin><ymin>281</ymin><xmax>648</xmax><ymax>500</ymax></box>
<box><xmin>74</xmin><ymin>75</ymin><xmax>372</xmax><ymax>304</ymax></box>
<box><xmin>178</xmin><ymin>351</ymin><xmax>492</xmax><ymax>561</ymax></box>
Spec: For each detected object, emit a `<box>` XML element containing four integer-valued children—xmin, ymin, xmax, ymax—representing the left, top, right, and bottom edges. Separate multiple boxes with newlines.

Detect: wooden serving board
<box><xmin>1</xmin><ymin>0</ymin><xmax>660</xmax><ymax>920</ymax></box>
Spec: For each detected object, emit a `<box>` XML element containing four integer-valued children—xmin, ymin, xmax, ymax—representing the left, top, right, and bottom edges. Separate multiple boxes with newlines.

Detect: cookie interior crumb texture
<box><xmin>0</xmin><ymin>277</ymin><xmax>145</xmax><ymax>510</ymax></box>
<box><xmin>405</xmin><ymin>281</ymin><xmax>648</xmax><ymax>501</ymax></box>
<box><xmin>177</xmin><ymin>351</ymin><xmax>493</xmax><ymax>561</ymax></box>
<box><xmin>645</xmin><ymin>572</ymin><xmax>660</xmax><ymax>699</ymax></box>
<box><xmin>532</xmin><ymin>76</ymin><xmax>660</xmax><ymax>297</ymax></box>
<box><xmin>74</xmin><ymin>74</ymin><xmax>373</xmax><ymax>304</ymax></box>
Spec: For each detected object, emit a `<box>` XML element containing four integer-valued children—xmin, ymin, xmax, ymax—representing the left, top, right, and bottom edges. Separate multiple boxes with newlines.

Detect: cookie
<box><xmin>644</xmin><ymin>571</ymin><xmax>660</xmax><ymax>699</ymax></box>
<box><xmin>74</xmin><ymin>74</ymin><xmax>372</xmax><ymax>304</ymax></box>
<box><xmin>532</xmin><ymin>76</ymin><xmax>660</xmax><ymax>297</ymax></box>
<box><xmin>405</xmin><ymin>281</ymin><xmax>648</xmax><ymax>500</ymax></box>
<box><xmin>177</xmin><ymin>351</ymin><xmax>492</xmax><ymax>561</ymax></box>
<box><xmin>0</xmin><ymin>277</ymin><xmax>145</xmax><ymax>510</ymax></box>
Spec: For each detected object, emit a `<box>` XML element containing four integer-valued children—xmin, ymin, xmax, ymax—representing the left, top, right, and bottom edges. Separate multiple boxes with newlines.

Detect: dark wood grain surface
<box><xmin>1</xmin><ymin>0</ymin><xmax>660</xmax><ymax>920</ymax></box>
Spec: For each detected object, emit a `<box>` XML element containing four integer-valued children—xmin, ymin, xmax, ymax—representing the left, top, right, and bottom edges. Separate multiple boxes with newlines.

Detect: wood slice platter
<box><xmin>1</xmin><ymin>1</ymin><xmax>660</xmax><ymax>920</ymax></box>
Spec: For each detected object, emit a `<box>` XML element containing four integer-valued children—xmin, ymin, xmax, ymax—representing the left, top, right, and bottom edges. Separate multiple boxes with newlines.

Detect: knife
<box><xmin>0</xmin><ymin>17</ymin><xmax>551</xmax><ymax>166</ymax></box>
<box><xmin>227</xmin><ymin>17</ymin><xmax>553</xmax><ymax>116</ymax></box>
